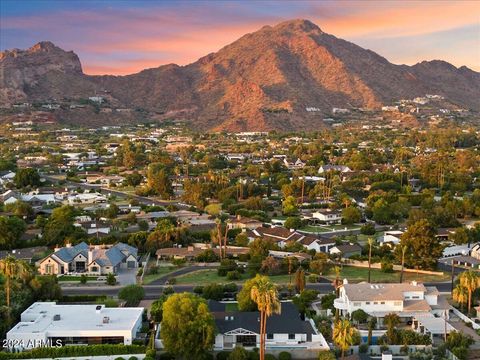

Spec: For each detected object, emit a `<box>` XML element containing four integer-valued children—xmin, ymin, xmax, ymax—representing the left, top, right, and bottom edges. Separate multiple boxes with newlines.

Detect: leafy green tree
<box><xmin>384</xmin><ymin>313</ymin><xmax>400</xmax><ymax>345</ymax></box>
<box><xmin>202</xmin><ymin>283</ymin><xmax>224</xmax><ymax>300</ymax></box>
<box><xmin>282</xmin><ymin>196</ymin><xmax>298</xmax><ymax>216</ymax></box>
<box><xmin>14</xmin><ymin>168</ymin><xmax>40</xmax><ymax>188</ymax></box>
<box><xmin>150</xmin><ymin>294</ymin><xmax>170</xmax><ymax>323</ymax></box>
<box><xmin>284</xmin><ymin>216</ymin><xmax>302</xmax><ymax>230</ymax></box>
<box><xmin>125</xmin><ymin>172</ymin><xmax>143</xmax><ymax>187</ymax></box>
<box><xmin>147</xmin><ymin>163</ymin><xmax>173</xmax><ymax>198</ymax></box>
<box><xmin>292</xmin><ymin>289</ymin><xmax>318</xmax><ymax>315</ymax></box>
<box><xmin>351</xmin><ymin>309</ymin><xmax>368</xmax><ymax>324</ymax></box>
<box><xmin>161</xmin><ymin>293</ymin><xmax>215</xmax><ymax>359</ymax></box>
<box><xmin>118</xmin><ymin>285</ymin><xmax>145</xmax><ymax>306</ymax></box>
<box><xmin>106</xmin><ymin>273</ymin><xmax>116</xmax><ymax>285</ymax></box>
<box><xmin>0</xmin><ymin>216</ymin><xmax>26</xmax><ymax>249</ymax></box>
<box><xmin>318</xmin><ymin>351</ymin><xmax>336</xmax><ymax>360</ymax></box>
<box><xmin>228</xmin><ymin>346</ymin><xmax>249</xmax><ymax>360</ymax></box>
<box><xmin>43</xmin><ymin>205</ymin><xmax>76</xmax><ymax>246</ymax></box>
<box><xmin>342</xmin><ymin>207</ymin><xmax>361</xmax><ymax>225</ymax></box>
<box><xmin>395</xmin><ymin>219</ymin><xmax>442</xmax><ymax>270</ymax></box>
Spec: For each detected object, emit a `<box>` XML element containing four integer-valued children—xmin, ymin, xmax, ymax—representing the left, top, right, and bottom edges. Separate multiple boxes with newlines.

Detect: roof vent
<box><xmin>96</xmin><ymin>305</ymin><xmax>102</xmax><ymax>314</ymax></box>
<box><xmin>53</xmin><ymin>314</ymin><xmax>61</xmax><ymax>321</ymax></box>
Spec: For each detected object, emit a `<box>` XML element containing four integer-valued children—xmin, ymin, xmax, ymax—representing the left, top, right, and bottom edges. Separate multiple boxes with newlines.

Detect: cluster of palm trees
<box><xmin>452</xmin><ymin>270</ymin><xmax>480</xmax><ymax>313</ymax></box>
<box><xmin>0</xmin><ymin>255</ymin><xmax>30</xmax><ymax>323</ymax></box>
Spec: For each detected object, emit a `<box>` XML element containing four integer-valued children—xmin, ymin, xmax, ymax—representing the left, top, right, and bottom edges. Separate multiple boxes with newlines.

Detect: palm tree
<box><xmin>367</xmin><ymin>317</ymin><xmax>377</xmax><ymax>346</ymax></box>
<box><xmin>250</xmin><ymin>275</ymin><xmax>281</xmax><ymax>360</ymax></box>
<box><xmin>452</xmin><ymin>284</ymin><xmax>468</xmax><ymax>312</ymax></box>
<box><xmin>333</xmin><ymin>319</ymin><xmax>355</xmax><ymax>360</ymax></box>
<box><xmin>384</xmin><ymin>313</ymin><xmax>400</xmax><ymax>345</ymax></box>
<box><xmin>367</xmin><ymin>238</ymin><xmax>374</xmax><ymax>283</ymax></box>
<box><xmin>294</xmin><ymin>268</ymin><xmax>305</xmax><ymax>293</ymax></box>
<box><xmin>459</xmin><ymin>270</ymin><xmax>480</xmax><ymax>312</ymax></box>
<box><xmin>0</xmin><ymin>256</ymin><xmax>29</xmax><ymax>322</ymax></box>
<box><xmin>399</xmin><ymin>245</ymin><xmax>407</xmax><ymax>283</ymax></box>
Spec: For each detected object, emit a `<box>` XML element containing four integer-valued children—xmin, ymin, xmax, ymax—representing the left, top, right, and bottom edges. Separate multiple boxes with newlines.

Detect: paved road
<box><xmin>61</xmin><ymin>280</ymin><xmax>452</xmax><ymax>300</ymax></box>
<box><xmin>42</xmin><ymin>174</ymin><xmax>187</xmax><ymax>208</ymax></box>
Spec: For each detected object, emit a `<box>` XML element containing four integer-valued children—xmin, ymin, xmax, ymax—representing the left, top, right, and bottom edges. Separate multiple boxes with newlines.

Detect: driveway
<box><xmin>116</xmin><ymin>268</ymin><xmax>137</xmax><ymax>285</ymax></box>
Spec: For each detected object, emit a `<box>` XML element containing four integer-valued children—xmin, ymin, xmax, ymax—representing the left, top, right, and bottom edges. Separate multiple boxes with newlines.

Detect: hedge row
<box><xmin>0</xmin><ymin>344</ymin><xmax>146</xmax><ymax>359</ymax></box>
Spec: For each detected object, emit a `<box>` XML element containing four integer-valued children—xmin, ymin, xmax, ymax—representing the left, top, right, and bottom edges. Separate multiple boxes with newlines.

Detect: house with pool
<box><xmin>334</xmin><ymin>280</ymin><xmax>454</xmax><ymax>342</ymax></box>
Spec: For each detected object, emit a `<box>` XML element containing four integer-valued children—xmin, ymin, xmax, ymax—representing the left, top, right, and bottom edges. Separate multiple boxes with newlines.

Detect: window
<box><xmin>353</xmin><ymin>302</ymin><xmax>361</xmax><ymax>307</ymax></box>
<box><xmin>288</xmin><ymin>334</ymin><xmax>295</xmax><ymax>340</ymax></box>
<box><xmin>394</xmin><ymin>301</ymin><xmax>402</xmax><ymax>306</ymax></box>
<box><xmin>373</xmin><ymin>302</ymin><xmax>378</xmax><ymax>305</ymax></box>
<box><xmin>366</xmin><ymin>302</ymin><xmax>370</xmax><ymax>305</ymax></box>
<box><xmin>267</xmin><ymin>334</ymin><xmax>273</xmax><ymax>340</ymax></box>
<box><xmin>381</xmin><ymin>302</ymin><xmax>385</xmax><ymax>304</ymax></box>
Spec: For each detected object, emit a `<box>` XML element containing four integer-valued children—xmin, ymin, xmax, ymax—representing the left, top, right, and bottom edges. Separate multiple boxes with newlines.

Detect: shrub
<box><xmin>106</xmin><ymin>273</ymin><xmax>117</xmax><ymax>285</ymax></box>
<box><xmin>148</xmin><ymin>265</ymin><xmax>159</xmax><ymax>275</ymax></box>
<box><xmin>145</xmin><ymin>349</ymin><xmax>156</xmax><ymax>357</ymax></box>
<box><xmin>202</xmin><ymin>283</ymin><xmax>224</xmax><ymax>300</ymax></box>
<box><xmin>193</xmin><ymin>285</ymin><xmax>204</xmax><ymax>294</ymax></box>
<box><xmin>308</xmin><ymin>274</ymin><xmax>319</xmax><ymax>283</ymax></box>
<box><xmin>80</xmin><ymin>274</ymin><xmax>87</xmax><ymax>284</ymax></box>
<box><xmin>217</xmin><ymin>351</ymin><xmax>230</xmax><ymax>360</ymax></box>
<box><xmin>264</xmin><ymin>355</ymin><xmax>276</xmax><ymax>360</ymax></box>
<box><xmin>359</xmin><ymin>344</ymin><xmax>369</xmax><ymax>353</ymax></box>
<box><xmin>163</xmin><ymin>286</ymin><xmax>174</xmax><ymax>295</ymax></box>
<box><xmin>0</xmin><ymin>345</ymin><xmax>146</xmax><ymax>359</ymax></box>
<box><xmin>380</xmin><ymin>345</ymin><xmax>389</xmax><ymax>353</ymax></box>
<box><xmin>278</xmin><ymin>352</ymin><xmax>292</xmax><ymax>360</ymax></box>
<box><xmin>167</xmin><ymin>277</ymin><xmax>177</xmax><ymax>285</ymax></box>
<box><xmin>361</xmin><ymin>222</ymin><xmax>376</xmax><ymax>235</ymax></box>
<box><xmin>381</xmin><ymin>261</ymin><xmax>394</xmax><ymax>273</ymax></box>
<box><xmin>128</xmin><ymin>357</ymin><xmax>138</xmax><ymax>360</ymax></box>
<box><xmin>114</xmin><ymin>358</ymin><xmax>125</xmax><ymax>360</ymax></box>
<box><xmin>227</xmin><ymin>270</ymin><xmax>241</xmax><ymax>280</ymax></box>
<box><xmin>223</xmin><ymin>283</ymin><xmax>238</xmax><ymax>293</ymax></box>
<box><xmin>137</xmin><ymin>268</ymin><xmax>143</xmax><ymax>276</ymax></box>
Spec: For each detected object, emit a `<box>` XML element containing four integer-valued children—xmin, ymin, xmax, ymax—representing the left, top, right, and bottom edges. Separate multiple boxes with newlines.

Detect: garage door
<box><xmin>127</xmin><ymin>261</ymin><xmax>136</xmax><ymax>268</ymax></box>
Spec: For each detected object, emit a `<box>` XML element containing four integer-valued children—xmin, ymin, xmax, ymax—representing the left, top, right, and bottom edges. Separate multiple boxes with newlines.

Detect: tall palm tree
<box><xmin>0</xmin><ymin>256</ymin><xmax>29</xmax><ymax>322</ymax></box>
<box><xmin>367</xmin><ymin>238</ymin><xmax>374</xmax><ymax>283</ymax></box>
<box><xmin>333</xmin><ymin>319</ymin><xmax>355</xmax><ymax>360</ymax></box>
<box><xmin>459</xmin><ymin>270</ymin><xmax>480</xmax><ymax>312</ymax></box>
<box><xmin>452</xmin><ymin>284</ymin><xmax>468</xmax><ymax>312</ymax></box>
<box><xmin>399</xmin><ymin>245</ymin><xmax>407</xmax><ymax>283</ymax></box>
<box><xmin>367</xmin><ymin>317</ymin><xmax>377</xmax><ymax>346</ymax></box>
<box><xmin>250</xmin><ymin>275</ymin><xmax>281</xmax><ymax>360</ymax></box>
<box><xmin>384</xmin><ymin>313</ymin><xmax>400</xmax><ymax>345</ymax></box>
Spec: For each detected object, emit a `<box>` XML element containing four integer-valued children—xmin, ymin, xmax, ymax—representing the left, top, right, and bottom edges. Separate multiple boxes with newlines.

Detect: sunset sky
<box><xmin>1</xmin><ymin>0</ymin><xmax>479</xmax><ymax>75</ymax></box>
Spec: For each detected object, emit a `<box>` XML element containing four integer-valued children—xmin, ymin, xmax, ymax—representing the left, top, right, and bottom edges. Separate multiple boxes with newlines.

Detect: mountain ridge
<box><xmin>1</xmin><ymin>19</ymin><xmax>479</xmax><ymax>131</ymax></box>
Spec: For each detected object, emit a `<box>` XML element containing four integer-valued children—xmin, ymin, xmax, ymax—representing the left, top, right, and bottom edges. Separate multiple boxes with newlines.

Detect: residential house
<box><xmin>311</xmin><ymin>209</ymin><xmax>342</xmax><ymax>224</ymax></box>
<box><xmin>227</xmin><ymin>216</ymin><xmax>263</xmax><ymax>231</ymax></box>
<box><xmin>318</xmin><ymin>165</ymin><xmax>352</xmax><ymax>174</ymax></box>
<box><xmin>334</xmin><ymin>281</ymin><xmax>453</xmax><ymax>340</ymax></box>
<box><xmin>6</xmin><ymin>302</ymin><xmax>143</xmax><ymax>350</ymax></box>
<box><xmin>329</xmin><ymin>243</ymin><xmax>362</xmax><ymax>258</ymax></box>
<box><xmin>38</xmin><ymin>242</ymin><xmax>138</xmax><ymax>275</ymax></box>
<box><xmin>207</xmin><ymin>301</ymin><xmax>329</xmax><ymax>351</ymax></box>
<box><xmin>379</xmin><ymin>230</ymin><xmax>403</xmax><ymax>246</ymax></box>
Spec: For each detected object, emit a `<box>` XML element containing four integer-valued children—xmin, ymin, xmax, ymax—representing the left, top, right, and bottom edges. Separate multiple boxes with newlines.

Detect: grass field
<box><xmin>175</xmin><ymin>269</ymin><xmax>294</xmax><ymax>285</ymax></box>
<box><xmin>142</xmin><ymin>266</ymin><xmax>179</xmax><ymax>284</ymax></box>
<box><xmin>323</xmin><ymin>266</ymin><xmax>450</xmax><ymax>283</ymax></box>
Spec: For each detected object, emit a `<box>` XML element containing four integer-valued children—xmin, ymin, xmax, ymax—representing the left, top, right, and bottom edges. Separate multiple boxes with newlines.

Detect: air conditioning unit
<box><xmin>53</xmin><ymin>314</ymin><xmax>61</xmax><ymax>321</ymax></box>
<box><xmin>103</xmin><ymin>316</ymin><xmax>110</xmax><ymax>324</ymax></box>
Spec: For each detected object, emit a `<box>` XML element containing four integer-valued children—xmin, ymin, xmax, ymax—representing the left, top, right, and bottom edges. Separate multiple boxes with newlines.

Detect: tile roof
<box><xmin>342</xmin><ymin>282</ymin><xmax>427</xmax><ymax>302</ymax></box>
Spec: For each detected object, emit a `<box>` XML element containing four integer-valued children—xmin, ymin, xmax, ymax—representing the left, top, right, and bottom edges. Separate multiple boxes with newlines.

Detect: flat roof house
<box><xmin>207</xmin><ymin>301</ymin><xmax>329</xmax><ymax>351</ymax></box>
<box><xmin>6</xmin><ymin>302</ymin><xmax>143</xmax><ymax>350</ymax></box>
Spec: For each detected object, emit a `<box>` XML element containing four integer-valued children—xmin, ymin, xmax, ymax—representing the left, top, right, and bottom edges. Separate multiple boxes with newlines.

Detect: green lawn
<box><xmin>58</xmin><ymin>275</ymin><xmax>98</xmax><ymax>282</ymax></box>
<box><xmin>175</xmin><ymin>269</ymin><xmax>294</xmax><ymax>285</ymax></box>
<box><xmin>142</xmin><ymin>266</ymin><xmax>179</xmax><ymax>284</ymax></box>
<box><xmin>323</xmin><ymin>266</ymin><xmax>450</xmax><ymax>283</ymax></box>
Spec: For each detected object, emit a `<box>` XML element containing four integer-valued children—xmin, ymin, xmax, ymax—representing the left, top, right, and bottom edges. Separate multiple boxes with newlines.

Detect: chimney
<box><xmin>65</xmin><ymin>242</ymin><xmax>72</xmax><ymax>248</ymax></box>
<box><xmin>412</xmin><ymin>280</ymin><xmax>417</xmax><ymax>286</ymax></box>
<box><xmin>88</xmin><ymin>249</ymin><xmax>93</xmax><ymax>264</ymax></box>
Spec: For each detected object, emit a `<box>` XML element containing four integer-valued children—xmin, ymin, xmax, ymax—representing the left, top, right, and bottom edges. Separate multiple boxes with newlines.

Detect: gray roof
<box><xmin>53</xmin><ymin>242</ymin><xmax>88</xmax><ymax>262</ymax></box>
<box><xmin>209</xmin><ymin>301</ymin><xmax>316</xmax><ymax>336</ymax></box>
<box><xmin>115</xmin><ymin>242</ymin><xmax>138</xmax><ymax>257</ymax></box>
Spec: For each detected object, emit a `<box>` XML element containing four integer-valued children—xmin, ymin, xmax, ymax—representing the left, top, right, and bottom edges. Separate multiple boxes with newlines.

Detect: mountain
<box><xmin>1</xmin><ymin>19</ymin><xmax>479</xmax><ymax>131</ymax></box>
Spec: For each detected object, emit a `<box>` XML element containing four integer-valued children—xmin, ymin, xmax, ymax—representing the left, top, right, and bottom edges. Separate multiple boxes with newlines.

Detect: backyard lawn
<box><xmin>323</xmin><ymin>266</ymin><xmax>450</xmax><ymax>283</ymax></box>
